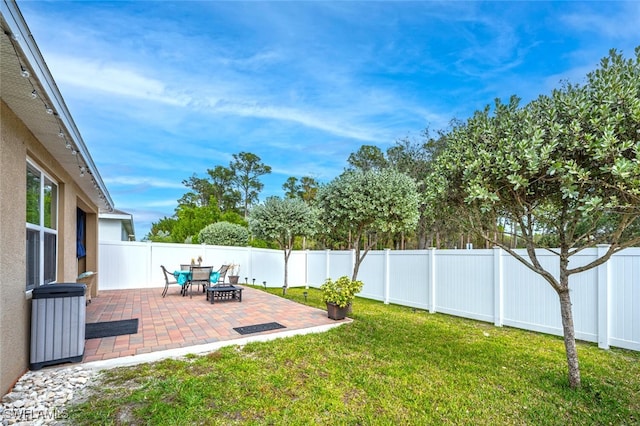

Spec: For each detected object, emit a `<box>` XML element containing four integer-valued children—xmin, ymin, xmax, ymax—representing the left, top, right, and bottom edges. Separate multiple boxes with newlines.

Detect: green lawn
<box><xmin>68</xmin><ymin>287</ymin><xmax>640</xmax><ymax>425</ymax></box>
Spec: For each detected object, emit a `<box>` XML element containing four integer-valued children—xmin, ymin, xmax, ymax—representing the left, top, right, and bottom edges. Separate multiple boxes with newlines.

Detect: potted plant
<box><xmin>228</xmin><ymin>263</ymin><xmax>240</xmax><ymax>284</ymax></box>
<box><xmin>320</xmin><ymin>276</ymin><xmax>364</xmax><ymax>320</ymax></box>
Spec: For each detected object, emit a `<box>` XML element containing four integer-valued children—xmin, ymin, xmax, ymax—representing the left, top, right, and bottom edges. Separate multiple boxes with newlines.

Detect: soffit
<box><xmin>1</xmin><ymin>6</ymin><xmax>113</xmax><ymax>212</ymax></box>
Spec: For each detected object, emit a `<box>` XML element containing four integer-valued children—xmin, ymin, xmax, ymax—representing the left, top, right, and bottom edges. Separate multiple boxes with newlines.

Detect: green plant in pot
<box><xmin>320</xmin><ymin>276</ymin><xmax>364</xmax><ymax>320</ymax></box>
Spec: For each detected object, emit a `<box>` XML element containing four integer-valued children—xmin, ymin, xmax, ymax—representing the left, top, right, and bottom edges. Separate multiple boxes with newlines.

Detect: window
<box><xmin>26</xmin><ymin>161</ymin><xmax>58</xmax><ymax>290</ymax></box>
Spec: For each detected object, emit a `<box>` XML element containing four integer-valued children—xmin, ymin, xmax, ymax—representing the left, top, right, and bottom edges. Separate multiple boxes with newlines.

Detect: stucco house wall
<box><xmin>0</xmin><ymin>102</ymin><xmax>101</xmax><ymax>396</ymax></box>
<box><xmin>1</xmin><ymin>1</ymin><xmax>112</xmax><ymax>396</ymax></box>
<box><xmin>0</xmin><ymin>102</ymin><xmax>32</xmax><ymax>397</ymax></box>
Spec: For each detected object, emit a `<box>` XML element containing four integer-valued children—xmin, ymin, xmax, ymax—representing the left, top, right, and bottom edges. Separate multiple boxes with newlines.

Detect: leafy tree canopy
<box><xmin>249</xmin><ymin>196</ymin><xmax>319</xmax><ymax>287</ymax></box>
<box><xmin>249</xmin><ymin>197</ymin><xmax>318</xmax><ymax>247</ymax></box>
<box><xmin>317</xmin><ymin>169</ymin><xmax>419</xmax><ymax>280</ymax></box>
<box><xmin>172</xmin><ymin>200</ymin><xmax>221</xmax><ymax>243</ymax></box>
<box><xmin>425</xmin><ymin>47</ymin><xmax>640</xmax><ymax>388</ymax></box>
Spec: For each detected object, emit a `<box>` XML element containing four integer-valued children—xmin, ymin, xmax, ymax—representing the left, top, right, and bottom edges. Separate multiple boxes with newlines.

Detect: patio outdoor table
<box><xmin>206</xmin><ymin>285</ymin><xmax>243</xmax><ymax>304</ymax></box>
<box><xmin>173</xmin><ymin>269</ymin><xmax>221</xmax><ymax>296</ymax></box>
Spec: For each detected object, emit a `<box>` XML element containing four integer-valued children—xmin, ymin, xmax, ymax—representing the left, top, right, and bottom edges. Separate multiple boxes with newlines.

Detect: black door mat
<box><xmin>233</xmin><ymin>322</ymin><xmax>286</xmax><ymax>335</ymax></box>
<box><xmin>86</xmin><ymin>318</ymin><xmax>139</xmax><ymax>339</ymax></box>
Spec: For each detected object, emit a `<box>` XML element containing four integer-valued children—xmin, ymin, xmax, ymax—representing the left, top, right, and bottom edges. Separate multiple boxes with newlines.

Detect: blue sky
<box><xmin>18</xmin><ymin>1</ymin><xmax>640</xmax><ymax>240</ymax></box>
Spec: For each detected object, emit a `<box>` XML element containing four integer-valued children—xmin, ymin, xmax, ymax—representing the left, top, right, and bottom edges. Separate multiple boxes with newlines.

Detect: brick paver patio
<box><xmin>83</xmin><ymin>285</ymin><xmax>346</xmax><ymax>365</ymax></box>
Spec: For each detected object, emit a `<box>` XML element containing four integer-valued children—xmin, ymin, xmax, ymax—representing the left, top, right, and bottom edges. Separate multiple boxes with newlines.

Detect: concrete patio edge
<box><xmin>81</xmin><ymin>319</ymin><xmax>352</xmax><ymax>371</ymax></box>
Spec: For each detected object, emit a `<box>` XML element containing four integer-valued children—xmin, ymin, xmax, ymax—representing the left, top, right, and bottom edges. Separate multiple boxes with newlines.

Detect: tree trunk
<box><xmin>419</xmin><ymin>233</ymin><xmax>427</xmax><ymax>250</ymax></box>
<box><xmin>489</xmin><ymin>233</ymin><xmax>584</xmax><ymax>390</ymax></box>
<box><xmin>283</xmin><ymin>247</ymin><xmax>291</xmax><ymax>292</ymax></box>
<box><xmin>352</xmin><ymin>245</ymin><xmax>361</xmax><ymax>281</ymax></box>
<box><xmin>558</xmin><ymin>287</ymin><xmax>581</xmax><ymax>389</ymax></box>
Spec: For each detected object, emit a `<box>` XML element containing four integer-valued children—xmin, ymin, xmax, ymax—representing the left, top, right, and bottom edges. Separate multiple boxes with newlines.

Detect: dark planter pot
<box><xmin>228</xmin><ymin>275</ymin><xmax>239</xmax><ymax>284</ymax></box>
<box><xmin>326</xmin><ymin>302</ymin><xmax>350</xmax><ymax>320</ymax></box>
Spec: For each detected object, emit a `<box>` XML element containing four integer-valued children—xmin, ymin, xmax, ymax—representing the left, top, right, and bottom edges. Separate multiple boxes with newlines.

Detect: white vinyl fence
<box><xmin>98</xmin><ymin>241</ymin><xmax>640</xmax><ymax>352</ymax></box>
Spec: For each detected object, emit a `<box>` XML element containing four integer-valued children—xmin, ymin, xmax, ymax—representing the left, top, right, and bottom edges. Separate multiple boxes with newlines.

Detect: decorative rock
<box><xmin>1</xmin><ymin>393</ymin><xmax>21</xmax><ymax>404</ymax></box>
<box><xmin>1</xmin><ymin>366</ymin><xmax>97</xmax><ymax>425</ymax></box>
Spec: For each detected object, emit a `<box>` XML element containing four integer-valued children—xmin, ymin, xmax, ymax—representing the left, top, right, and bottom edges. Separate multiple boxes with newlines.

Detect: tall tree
<box><xmin>229</xmin><ymin>152</ymin><xmax>272</xmax><ymax>218</ymax></box>
<box><xmin>283</xmin><ymin>176</ymin><xmax>319</xmax><ymax>204</ymax></box>
<box><xmin>283</xmin><ymin>177</ymin><xmax>301</xmax><ymax>199</ymax></box>
<box><xmin>346</xmin><ymin>145</ymin><xmax>388</xmax><ymax>172</ymax></box>
<box><xmin>299</xmin><ymin>176</ymin><xmax>319</xmax><ymax>204</ymax></box>
<box><xmin>181</xmin><ymin>174</ymin><xmax>214</xmax><ymax>207</ymax></box>
<box><xmin>424</xmin><ymin>47</ymin><xmax>640</xmax><ymax>389</ymax></box>
<box><xmin>249</xmin><ymin>197</ymin><xmax>318</xmax><ymax>289</ymax></box>
<box><xmin>386</xmin><ymin>136</ymin><xmax>432</xmax><ymax>248</ymax></box>
<box><xmin>387</xmin><ymin>128</ymin><xmax>474</xmax><ymax>250</ymax></box>
<box><xmin>207</xmin><ymin>165</ymin><xmax>241</xmax><ymax>212</ymax></box>
<box><xmin>317</xmin><ymin>169</ymin><xmax>419</xmax><ymax>280</ymax></box>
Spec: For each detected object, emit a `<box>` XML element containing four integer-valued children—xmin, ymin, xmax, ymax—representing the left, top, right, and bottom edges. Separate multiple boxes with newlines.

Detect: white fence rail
<box><xmin>98</xmin><ymin>241</ymin><xmax>640</xmax><ymax>352</ymax></box>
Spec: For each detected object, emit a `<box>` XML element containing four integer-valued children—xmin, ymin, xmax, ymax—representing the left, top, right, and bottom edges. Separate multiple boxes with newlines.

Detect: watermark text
<box><xmin>3</xmin><ymin>407</ymin><xmax>68</xmax><ymax>421</ymax></box>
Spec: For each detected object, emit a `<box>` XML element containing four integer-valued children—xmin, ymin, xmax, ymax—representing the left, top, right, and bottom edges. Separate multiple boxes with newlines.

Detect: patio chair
<box><xmin>216</xmin><ymin>264</ymin><xmax>230</xmax><ymax>284</ymax></box>
<box><xmin>161</xmin><ymin>265</ymin><xmax>183</xmax><ymax>297</ymax></box>
<box><xmin>189</xmin><ymin>265</ymin><xmax>213</xmax><ymax>298</ymax></box>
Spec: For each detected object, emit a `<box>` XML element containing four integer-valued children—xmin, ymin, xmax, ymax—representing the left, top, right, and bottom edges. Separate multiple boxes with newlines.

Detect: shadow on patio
<box><xmin>83</xmin><ymin>285</ymin><xmax>348</xmax><ymax>368</ymax></box>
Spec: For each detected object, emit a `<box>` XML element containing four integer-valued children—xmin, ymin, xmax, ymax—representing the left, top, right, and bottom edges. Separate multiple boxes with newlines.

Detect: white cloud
<box><xmin>103</xmin><ymin>176</ymin><xmax>184</xmax><ymax>190</ymax></box>
<box><xmin>47</xmin><ymin>53</ymin><xmax>409</xmax><ymax>144</ymax></box>
<box><xmin>142</xmin><ymin>199</ymin><xmax>181</xmax><ymax>208</ymax></box>
<box><xmin>46</xmin><ymin>54</ymin><xmax>191</xmax><ymax>107</ymax></box>
<box><xmin>560</xmin><ymin>3</ymin><xmax>640</xmax><ymax>39</ymax></box>
<box><xmin>217</xmin><ymin>49</ymin><xmax>284</xmax><ymax>69</ymax></box>
<box><xmin>270</xmin><ymin>162</ymin><xmax>341</xmax><ymax>182</ymax></box>
<box><xmin>211</xmin><ymin>101</ymin><xmax>388</xmax><ymax>143</ymax></box>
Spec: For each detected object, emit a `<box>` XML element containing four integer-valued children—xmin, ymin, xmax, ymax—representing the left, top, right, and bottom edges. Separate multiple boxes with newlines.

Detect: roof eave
<box><xmin>1</xmin><ymin>0</ymin><xmax>113</xmax><ymax>211</ymax></box>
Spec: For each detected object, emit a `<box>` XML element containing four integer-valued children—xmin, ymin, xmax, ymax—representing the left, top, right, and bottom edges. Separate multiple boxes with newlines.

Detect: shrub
<box><xmin>320</xmin><ymin>276</ymin><xmax>364</xmax><ymax>308</ymax></box>
<box><xmin>198</xmin><ymin>221</ymin><xmax>249</xmax><ymax>246</ymax></box>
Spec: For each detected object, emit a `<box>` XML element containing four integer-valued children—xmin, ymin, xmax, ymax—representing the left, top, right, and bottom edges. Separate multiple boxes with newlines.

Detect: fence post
<box><xmin>247</xmin><ymin>246</ymin><xmax>253</xmax><ymax>286</ymax></box>
<box><xmin>429</xmin><ymin>247</ymin><xmax>436</xmax><ymax>313</ymax></box>
<box><xmin>304</xmin><ymin>249</ymin><xmax>309</xmax><ymax>288</ymax></box>
<box><xmin>325</xmin><ymin>249</ymin><xmax>331</xmax><ymax>281</ymax></box>
<box><xmin>597</xmin><ymin>244</ymin><xmax>611</xmax><ymax>349</ymax></box>
<box><xmin>384</xmin><ymin>249</ymin><xmax>390</xmax><ymax>304</ymax></box>
<box><xmin>493</xmin><ymin>246</ymin><xmax>504</xmax><ymax>327</ymax></box>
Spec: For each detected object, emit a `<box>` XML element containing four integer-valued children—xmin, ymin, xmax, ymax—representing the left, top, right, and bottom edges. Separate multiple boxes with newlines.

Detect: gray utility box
<box><xmin>30</xmin><ymin>283</ymin><xmax>86</xmax><ymax>370</ymax></box>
